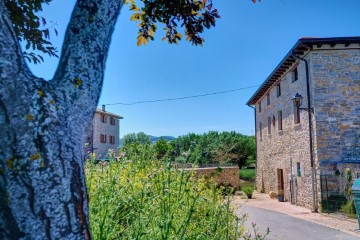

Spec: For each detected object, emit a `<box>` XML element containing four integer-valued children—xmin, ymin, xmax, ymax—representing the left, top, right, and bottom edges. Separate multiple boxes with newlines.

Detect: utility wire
<box><xmin>101</xmin><ymin>84</ymin><xmax>260</xmax><ymax>106</ymax></box>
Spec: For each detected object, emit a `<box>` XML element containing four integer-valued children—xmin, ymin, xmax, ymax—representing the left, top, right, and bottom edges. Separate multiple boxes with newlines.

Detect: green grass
<box><xmin>240</xmin><ymin>168</ymin><xmax>256</xmax><ymax>182</ymax></box>
<box><xmin>241</xmin><ymin>181</ymin><xmax>255</xmax><ymax>190</ymax></box>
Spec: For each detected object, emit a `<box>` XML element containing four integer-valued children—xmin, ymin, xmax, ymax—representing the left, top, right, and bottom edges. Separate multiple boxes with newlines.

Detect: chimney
<box><xmin>102</xmin><ymin>104</ymin><xmax>106</xmax><ymax>112</ymax></box>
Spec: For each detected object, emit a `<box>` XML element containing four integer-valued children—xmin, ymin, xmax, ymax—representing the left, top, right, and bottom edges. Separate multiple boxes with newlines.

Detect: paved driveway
<box><xmin>238</xmin><ymin>205</ymin><xmax>360</xmax><ymax>240</ymax></box>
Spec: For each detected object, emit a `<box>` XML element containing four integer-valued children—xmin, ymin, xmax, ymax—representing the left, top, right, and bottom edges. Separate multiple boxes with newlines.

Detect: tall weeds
<box><xmin>85</xmin><ymin>155</ymin><xmax>246</xmax><ymax>239</ymax></box>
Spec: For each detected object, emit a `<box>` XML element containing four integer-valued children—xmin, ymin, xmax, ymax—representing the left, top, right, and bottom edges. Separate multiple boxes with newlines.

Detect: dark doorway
<box><xmin>277</xmin><ymin>168</ymin><xmax>285</xmax><ymax>202</ymax></box>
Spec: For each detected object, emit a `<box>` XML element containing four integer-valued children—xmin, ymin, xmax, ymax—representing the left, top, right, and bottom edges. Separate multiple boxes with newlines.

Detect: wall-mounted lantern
<box><xmin>292</xmin><ymin>93</ymin><xmax>314</xmax><ymax>113</ymax></box>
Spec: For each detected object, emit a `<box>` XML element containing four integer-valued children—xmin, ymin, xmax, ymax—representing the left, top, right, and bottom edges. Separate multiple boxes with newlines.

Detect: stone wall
<box><xmin>183</xmin><ymin>166</ymin><xmax>240</xmax><ymax>190</ymax></box>
<box><xmin>255</xmin><ymin>57</ymin><xmax>314</xmax><ymax>209</ymax></box>
<box><xmin>309</xmin><ymin>48</ymin><xmax>360</xmax><ymax>204</ymax></box>
<box><xmin>310</xmin><ymin>48</ymin><xmax>360</xmax><ymax>164</ymax></box>
<box><xmin>254</xmin><ymin>45</ymin><xmax>360</xmax><ymax>211</ymax></box>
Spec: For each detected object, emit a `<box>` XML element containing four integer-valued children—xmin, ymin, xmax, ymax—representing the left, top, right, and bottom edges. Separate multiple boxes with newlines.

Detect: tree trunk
<box><xmin>0</xmin><ymin>0</ymin><xmax>123</xmax><ymax>239</ymax></box>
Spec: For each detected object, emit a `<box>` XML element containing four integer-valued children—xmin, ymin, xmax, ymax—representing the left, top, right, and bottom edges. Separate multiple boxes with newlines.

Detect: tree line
<box><xmin>121</xmin><ymin>131</ymin><xmax>256</xmax><ymax>168</ymax></box>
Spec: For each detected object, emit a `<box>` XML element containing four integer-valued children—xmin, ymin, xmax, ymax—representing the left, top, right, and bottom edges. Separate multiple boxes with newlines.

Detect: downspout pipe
<box><xmin>247</xmin><ymin>104</ymin><xmax>258</xmax><ymax>190</ymax></box>
<box><xmin>291</xmin><ymin>52</ymin><xmax>317</xmax><ymax>212</ymax></box>
<box><xmin>289</xmin><ymin>130</ymin><xmax>294</xmax><ymax>205</ymax></box>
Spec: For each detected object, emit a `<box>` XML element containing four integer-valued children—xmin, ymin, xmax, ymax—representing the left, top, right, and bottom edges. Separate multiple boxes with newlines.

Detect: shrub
<box><xmin>240</xmin><ymin>169</ymin><xmax>256</xmax><ymax>182</ymax></box>
<box><xmin>339</xmin><ymin>168</ymin><xmax>357</xmax><ymax>218</ymax></box>
<box><xmin>173</xmin><ymin>131</ymin><xmax>256</xmax><ymax>168</ymax></box>
<box><xmin>217</xmin><ymin>181</ymin><xmax>235</xmax><ymax>196</ymax></box>
<box><xmin>242</xmin><ymin>187</ymin><xmax>254</xmax><ymax>199</ymax></box>
<box><xmin>340</xmin><ymin>199</ymin><xmax>357</xmax><ymax>218</ymax></box>
<box><xmin>119</xmin><ymin>142</ymin><xmax>155</xmax><ymax>162</ymax></box>
<box><xmin>153</xmin><ymin>138</ymin><xmax>173</xmax><ymax>160</ymax></box>
<box><xmin>86</xmin><ymin>159</ymin><xmax>246</xmax><ymax>239</ymax></box>
<box><xmin>123</xmin><ymin>132</ymin><xmax>151</xmax><ymax>146</ymax></box>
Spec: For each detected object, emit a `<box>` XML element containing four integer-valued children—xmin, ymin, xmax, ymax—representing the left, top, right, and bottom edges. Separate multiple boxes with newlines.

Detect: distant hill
<box><xmin>119</xmin><ymin>135</ymin><xmax>176</xmax><ymax>146</ymax></box>
<box><xmin>148</xmin><ymin>135</ymin><xmax>176</xmax><ymax>143</ymax></box>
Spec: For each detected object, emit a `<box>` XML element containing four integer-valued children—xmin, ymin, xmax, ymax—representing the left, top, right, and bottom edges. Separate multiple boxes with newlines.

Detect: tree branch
<box><xmin>51</xmin><ymin>0</ymin><xmax>124</xmax><ymax>123</ymax></box>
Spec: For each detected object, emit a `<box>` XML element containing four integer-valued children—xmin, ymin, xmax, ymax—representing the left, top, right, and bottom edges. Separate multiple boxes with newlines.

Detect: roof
<box><xmin>246</xmin><ymin>36</ymin><xmax>360</xmax><ymax>106</ymax></box>
<box><xmin>95</xmin><ymin>108</ymin><xmax>124</xmax><ymax>119</ymax></box>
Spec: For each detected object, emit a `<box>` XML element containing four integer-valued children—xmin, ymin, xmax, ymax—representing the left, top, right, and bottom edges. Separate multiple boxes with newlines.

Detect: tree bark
<box><xmin>0</xmin><ymin>0</ymin><xmax>124</xmax><ymax>239</ymax></box>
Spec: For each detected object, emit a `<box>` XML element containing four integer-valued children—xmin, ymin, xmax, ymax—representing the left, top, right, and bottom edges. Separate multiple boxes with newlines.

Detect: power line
<box><xmin>101</xmin><ymin>85</ymin><xmax>260</xmax><ymax>106</ymax></box>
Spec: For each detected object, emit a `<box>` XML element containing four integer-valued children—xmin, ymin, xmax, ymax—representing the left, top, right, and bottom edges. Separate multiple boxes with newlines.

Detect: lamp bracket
<box><xmin>298</xmin><ymin>107</ymin><xmax>314</xmax><ymax>113</ymax></box>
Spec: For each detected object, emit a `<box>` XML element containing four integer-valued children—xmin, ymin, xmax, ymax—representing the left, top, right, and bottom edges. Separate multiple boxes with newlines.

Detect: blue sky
<box><xmin>27</xmin><ymin>0</ymin><xmax>360</xmax><ymax>137</ymax></box>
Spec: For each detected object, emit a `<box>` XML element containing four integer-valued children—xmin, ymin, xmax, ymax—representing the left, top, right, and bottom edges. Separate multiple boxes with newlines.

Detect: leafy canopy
<box><xmin>5</xmin><ymin>0</ymin><xmax>58</xmax><ymax>64</ymax></box>
<box><xmin>122</xmin><ymin>132</ymin><xmax>151</xmax><ymax>146</ymax></box>
<box><xmin>5</xmin><ymin>0</ymin><xmax>221</xmax><ymax>63</ymax></box>
<box><xmin>6</xmin><ymin>0</ymin><xmax>258</xmax><ymax>63</ymax></box>
<box><xmin>172</xmin><ymin>131</ymin><xmax>256</xmax><ymax>167</ymax></box>
<box><xmin>125</xmin><ymin>0</ymin><xmax>220</xmax><ymax>46</ymax></box>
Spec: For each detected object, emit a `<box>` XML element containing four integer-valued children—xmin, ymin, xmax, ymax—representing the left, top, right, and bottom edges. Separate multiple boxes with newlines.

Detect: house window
<box><xmin>278</xmin><ymin>110</ymin><xmax>283</xmax><ymax>131</ymax></box>
<box><xmin>276</xmin><ymin>83</ymin><xmax>281</xmax><ymax>97</ymax></box>
<box><xmin>268</xmin><ymin>116</ymin><xmax>271</xmax><ymax>135</ymax></box>
<box><xmin>258</xmin><ymin>101</ymin><xmax>261</xmax><ymax>113</ymax></box>
<box><xmin>109</xmin><ymin>135</ymin><xmax>115</xmax><ymax>144</ymax></box>
<box><xmin>100</xmin><ymin>134</ymin><xmax>107</xmax><ymax>143</ymax></box>
<box><xmin>297</xmin><ymin>162</ymin><xmax>301</xmax><ymax>177</ymax></box>
<box><xmin>259</xmin><ymin>122</ymin><xmax>262</xmax><ymax>141</ymax></box>
<box><xmin>101</xmin><ymin>114</ymin><xmax>107</xmax><ymax>123</ymax></box>
<box><xmin>293</xmin><ymin>102</ymin><xmax>300</xmax><ymax>124</ymax></box>
<box><xmin>292</xmin><ymin>67</ymin><xmax>298</xmax><ymax>82</ymax></box>
<box><xmin>267</xmin><ymin>93</ymin><xmax>270</xmax><ymax>105</ymax></box>
<box><xmin>110</xmin><ymin>117</ymin><xmax>116</xmax><ymax>125</ymax></box>
<box><xmin>272</xmin><ymin>115</ymin><xmax>276</xmax><ymax>127</ymax></box>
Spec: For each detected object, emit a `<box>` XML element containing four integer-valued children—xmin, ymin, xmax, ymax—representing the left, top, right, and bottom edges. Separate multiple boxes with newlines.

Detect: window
<box><xmin>258</xmin><ymin>101</ymin><xmax>261</xmax><ymax>113</ymax></box>
<box><xmin>259</xmin><ymin>122</ymin><xmax>262</xmax><ymax>141</ymax></box>
<box><xmin>297</xmin><ymin>162</ymin><xmax>301</xmax><ymax>177</ymax></box>
<box><xmin>272</xmin><ymin>115</ymin><xmax>275</xmax><ymax>127</ymax></box>
<box><xmin>110</xmin><ymin>117</ymin><xmax>116</xmax><ymax>125</ymax></box>
<box><xmin>268</xmin><ymin>116</ymin><xmax>271</xmax><ymax>135</ymax></box>
<box><xmin>293</xmin><ymin>102</ymin><xmax>300</xmax><ymax>124</ymax></box>
<box><xmin>267</xmin><ymin>93</ymin><xmax>270</xmax><ymax>105</ymax></box>
<box><xmin>292</xmin><ymin>67</ymin><xmax>298</xmax><ymax>82</ymax></box>
<box><xmin>276</xmin><ymin>83</ymin><xmax>281</xmax><ymax>97</ymax></box>
<box><xmin>109</xmin><ymin>135</ymin><xmax>115</xmax><ymax>144</ymax></box>
<box><xmin>101</xmin><ymin>114</ymin><xmax>106</xmax><ymax>123</ymax></box>
<box><xmin>100</xmin><ymin>134</ymin><xmax>107</xmax><ymax>143</ymax></box>
<box><xmin>278</xmin><ymin>110</ymin><xmax>283</xmax><ymax>131</ymax></box>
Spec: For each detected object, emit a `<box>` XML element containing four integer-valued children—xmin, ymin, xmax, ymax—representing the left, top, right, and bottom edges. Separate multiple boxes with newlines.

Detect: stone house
<box><xmin>85</xmin><ymin>105</ymin><xmax>123</xmax><ymax>158</ymax></box>
<box><xmin>246</xmin><ymin>37</ymin><xmax>360</xmax><ymax>211</ymax></box>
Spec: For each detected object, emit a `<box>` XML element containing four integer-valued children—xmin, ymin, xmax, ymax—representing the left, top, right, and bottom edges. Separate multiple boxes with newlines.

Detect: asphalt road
<box><xmin>239</xmin><ymin>205</ymin><xmax>360</xmax><ymax>240</ymax></box>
